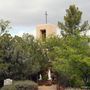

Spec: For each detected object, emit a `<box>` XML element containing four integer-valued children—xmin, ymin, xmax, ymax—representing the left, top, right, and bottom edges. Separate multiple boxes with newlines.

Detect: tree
<box><xmin>0</xmin><ymin>19</ymin><xmax>10</xmax><ymax>35</ymax></box>
<box><xmin>0</xmin><ymin>19</ymin><xmax>11</xmax><ymax>79</ymax></box>
<box><xmin>22</xmin><ymin>33</ymin><xmax>49</xmax><ymax>80</ymax></box>
<box><xmin>46</xmin><ymin>35</ymin><xmax>90</xmax><ymax>87</ymax></box>
<box><xmin>57</xmin><ymin>5</ymin><xmax>90</xmax><ymax>87</ymax></box>
<box><xmin>0</xmin><ymin>33</ymin><xmax>13</xmax><ymax>86</ymax></box>
<box><xmin>0</xmin><ymin>33</ymin><xmax>49</xmax><ymax>81</ymax></box>
<box><xmin>9</xmin><ymin>35</ymin><xmax>25</xmax><ymax>80</ymax></box>
<box><xmin>58</xmin><ymin>5</ymin><xmax>90</xmax><ymax>36</ymax></box>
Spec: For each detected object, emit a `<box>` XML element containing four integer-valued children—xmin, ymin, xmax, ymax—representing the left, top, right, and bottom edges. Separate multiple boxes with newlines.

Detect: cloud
<box><xmin>0</xmin><ymin>0</ymin><xmax>90</xmax><ymax>36</ymax></box>
<box><xmin>0</xmin><ymin>0</ymin><xmax>90</xmax><ymax>26</ymax></box>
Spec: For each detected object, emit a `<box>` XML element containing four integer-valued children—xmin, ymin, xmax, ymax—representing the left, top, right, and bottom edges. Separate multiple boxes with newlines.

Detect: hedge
<box><xmin>1</xmin><ymin>80</ymin><xmax>38</xmax><ymax>90</ymax></box>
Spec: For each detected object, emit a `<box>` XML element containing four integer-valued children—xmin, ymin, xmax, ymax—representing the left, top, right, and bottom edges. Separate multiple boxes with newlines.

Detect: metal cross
<box><xmin>73</xmin><ymin>0</ymin><xmax>76</xmax><ymax>5</ymax></box>
<box><xmin>45</xmin><ymin>11</ymin><xmax>48</xmax><ymax>24</ymax></box>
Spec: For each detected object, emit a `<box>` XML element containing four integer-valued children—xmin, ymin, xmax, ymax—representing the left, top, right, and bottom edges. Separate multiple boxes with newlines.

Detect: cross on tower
<box><xmin>45</xmin><ymin>11</ymin><xmax>48</xmax><ymax>24</ymax></box>
<box><xmin>73</xmin><ymin>0</ymin><xmax>76</xmax><ymax>5</ymax></box>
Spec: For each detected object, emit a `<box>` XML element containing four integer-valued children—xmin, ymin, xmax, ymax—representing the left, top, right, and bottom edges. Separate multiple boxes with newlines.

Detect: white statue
<box><xmin>39</xmin><ymin>74</ymin><xmax>42</xmax><ymax>80</ymax></box>
<box><xmin>48</xmin><ymin>69</ymin><xmax>52</xmax><ymax>80</ymax></box>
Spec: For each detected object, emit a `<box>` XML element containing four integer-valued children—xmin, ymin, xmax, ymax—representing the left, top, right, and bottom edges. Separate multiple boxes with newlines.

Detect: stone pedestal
<box><xmin>45</xmin><ymin>80</ymin><xmax>52</xmax><ymax>86</ymax></box>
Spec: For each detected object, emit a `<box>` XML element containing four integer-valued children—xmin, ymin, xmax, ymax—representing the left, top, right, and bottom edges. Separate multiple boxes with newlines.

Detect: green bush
<box><xmin>1</xmin><ymin>85</ymin><xmax>16</xmax><ymax>90</ymax></box>
<box><xmin>1</xmin><ymin>80</ymin><xmax>38</xmax><ymax>90</ymax></box>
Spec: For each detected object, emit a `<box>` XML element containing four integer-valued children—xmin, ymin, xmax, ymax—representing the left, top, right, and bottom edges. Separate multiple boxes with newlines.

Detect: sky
<box><xmin>0</xmin><ymin>0</ymin><xmax>90</xmax><ymax>37</ymax></box>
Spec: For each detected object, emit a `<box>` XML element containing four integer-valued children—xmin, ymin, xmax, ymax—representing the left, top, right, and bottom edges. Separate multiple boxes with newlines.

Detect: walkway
<box><xmin>38</xmin><ymin>85</ymin><xmax>56</xmax><ymax>90</ymax></box>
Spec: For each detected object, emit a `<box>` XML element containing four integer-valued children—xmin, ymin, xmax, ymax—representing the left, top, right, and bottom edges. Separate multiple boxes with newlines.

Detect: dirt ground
<box><xmin>38</xmin><ymin>85</ymin><xmax>56</xmax><ymax>90</ymax></box>
<box><xmin>38</xmin><ymin>85</ymin><xmax>82</xmax><ymax>90</ymax></box>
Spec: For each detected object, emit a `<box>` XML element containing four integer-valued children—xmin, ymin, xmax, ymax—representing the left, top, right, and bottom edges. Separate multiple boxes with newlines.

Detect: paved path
<box><xmin>38</xmin><ymin>85</ymin><xmax>56</xmax><ymax>90</ymax></box>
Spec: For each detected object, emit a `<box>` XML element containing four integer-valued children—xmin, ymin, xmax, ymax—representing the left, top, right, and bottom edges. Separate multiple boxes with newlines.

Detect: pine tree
<box><xmin>58</xmin><ymin>5</ymin><xmax>90</xmax><ymax>36</ymax></box>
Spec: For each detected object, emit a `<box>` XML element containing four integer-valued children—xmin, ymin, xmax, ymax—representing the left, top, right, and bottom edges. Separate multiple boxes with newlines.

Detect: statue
<box><xmin>39</xmin><ymin>74</ymin><xmax>42</xmax><ymax>80</ymax></box>
<box><xmin>48</xmin><ymin>69</ymin><xmax>52</xmax><ymax>80</ymax></box>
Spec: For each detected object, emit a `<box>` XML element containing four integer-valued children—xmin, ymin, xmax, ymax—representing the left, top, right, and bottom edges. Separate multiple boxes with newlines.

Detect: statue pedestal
<box><xmin>38</xmin><ymin>80</ymin><xmax>43</xmax><ymax>86</ymax></box>
<box><xmin>45</xmin><ymin>80</ymin><xmax>52</xmax><ymax>86</ymax></box>
<box><xmin>38</xmin><ymin>80</ymin><xmax>52</xmax><ymax>86</ymax></box>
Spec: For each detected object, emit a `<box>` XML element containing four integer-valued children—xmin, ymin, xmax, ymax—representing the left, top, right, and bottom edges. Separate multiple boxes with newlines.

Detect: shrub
<box><xmin>1</xmin><ymin>80</ymin><xmax>38</xmax><ymax>90</ymax></box>
<box><xmin>1</xmin><ymin>85</ymin><xmax>16</xmax><ymax>90</ymax></box>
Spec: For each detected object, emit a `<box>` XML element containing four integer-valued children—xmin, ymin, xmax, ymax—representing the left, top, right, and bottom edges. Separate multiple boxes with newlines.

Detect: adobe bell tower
<box><xmin>36</xmin><ymin>12</ymin><xmax>57</xmax><ymax>40</ymax></box>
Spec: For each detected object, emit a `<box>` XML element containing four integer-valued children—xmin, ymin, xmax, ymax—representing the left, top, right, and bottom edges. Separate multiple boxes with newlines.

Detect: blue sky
<box><xmin>0</xmin><ymin>0</ymin><xmax>90</xmax><ymax>37</ymax></box>
<box><xmin>10</xmin><ymin>26</ymin><xmax>36</xmax><ymax>37</ymax></box>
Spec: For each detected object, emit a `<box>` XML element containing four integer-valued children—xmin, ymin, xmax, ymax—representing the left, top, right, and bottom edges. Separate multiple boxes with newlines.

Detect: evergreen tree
<box><xmin>58</xmin><ymin>5</ymin><xmax>90</xmax><ymax>36</ymax></box>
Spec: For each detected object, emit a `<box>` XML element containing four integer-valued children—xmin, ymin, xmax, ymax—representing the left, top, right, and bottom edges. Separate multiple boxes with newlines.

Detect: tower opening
<box><xmin>40</xmin><ymin>29</ymin><xmax>46</xmax><ymax>41</ymax></box>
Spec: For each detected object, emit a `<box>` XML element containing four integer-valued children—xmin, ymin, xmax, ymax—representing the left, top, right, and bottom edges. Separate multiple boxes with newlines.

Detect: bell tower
<box><xmin>36</xmin><ymin>24</ymin><xmax>57</xmax><ymax>40</ymax></box>
<box><xmin>36</xmin><ymin>12</ymin><xmax>57</xmax><ymax>40</ymax></box>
